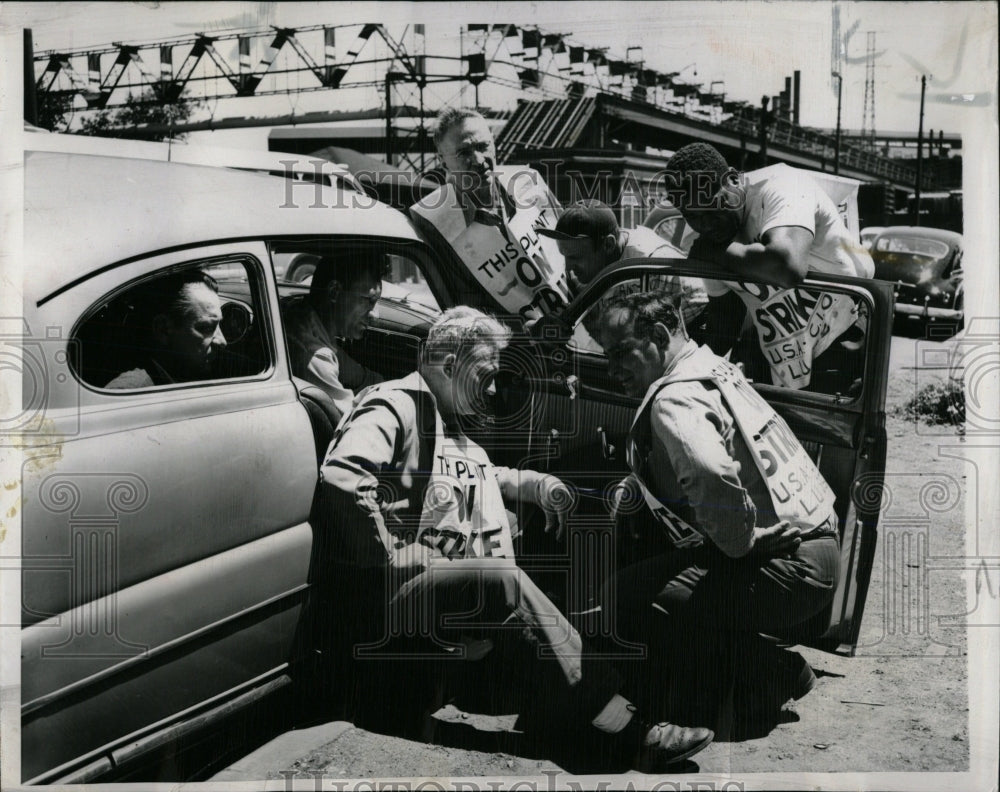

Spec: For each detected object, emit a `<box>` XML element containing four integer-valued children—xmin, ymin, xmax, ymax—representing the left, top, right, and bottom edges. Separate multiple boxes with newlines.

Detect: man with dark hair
<box><xmin>593</xmin><ymin>290</ymin><xmax>840</xmax><ymax>729</ymax></box>
<box><xmin>664</xmin><ymin>142</ymin><xmax>873</xmax><ymax>390</ymax></box>
<box><xmin>410</xmin><ymin>108</ymin><xmax>570</xmax><ymax>322</ymax></box>
<box><xmin>315</xmin><ymin>305</ymin><xmax>714</xmax><ymax>773</ymax></box>
<box><xmin>536</xmin><ymin>199</ymin><xmax>707</xmax><ymax>324</ymax></box>
<box><xmin>283</xmin><ymin>256</ymin><xmax>386</xmax><ymax>416</ymax></box>
<box><xmin>106</xmin><ymin>269</ymin><xmax>227</xmax><ymax>388</ymax></box>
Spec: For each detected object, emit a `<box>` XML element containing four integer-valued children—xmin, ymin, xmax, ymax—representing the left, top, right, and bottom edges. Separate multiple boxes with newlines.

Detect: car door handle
<box><xmin>547</xmin><ymin>428</ymin><xmax>561</xmax><ymax>470</ymax></box>
<box><xmin>564</xmin><ymin>374</ymin><xmax>579</xmax><ymax>400</ymax></box>
<box><xmin>597</xmin><ymin>426</ymin><xmax>616</xmax><ymax>462</ymax></box>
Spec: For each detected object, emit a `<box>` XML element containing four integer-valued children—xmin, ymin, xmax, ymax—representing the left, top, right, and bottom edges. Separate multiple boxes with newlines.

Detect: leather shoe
<box><xmin>630</xmin><ymin>719</ymin><xmax>714</xmax><ymax>772</ymax></box>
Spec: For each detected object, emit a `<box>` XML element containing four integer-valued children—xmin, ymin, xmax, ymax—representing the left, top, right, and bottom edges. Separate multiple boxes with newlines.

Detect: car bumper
<box><xmin>894</xmin><ymin>302</ymin><xmax>963</xmax><ymax>320</ymax></box>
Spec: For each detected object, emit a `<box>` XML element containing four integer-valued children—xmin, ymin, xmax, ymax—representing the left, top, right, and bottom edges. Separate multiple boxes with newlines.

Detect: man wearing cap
<box><xmin>410</xmin><ymin>108</ymin><xmax>570</xmax><ymax>323</ymax></box>
<box><xmin>536</xmin><ymin>199</ymin><xmax>707</xmax><ymax>328</ymax></box>
<box><xmin>664</xmin><ymin>143</ymin><xmax>873</xmax><ymax>390</ymax></box>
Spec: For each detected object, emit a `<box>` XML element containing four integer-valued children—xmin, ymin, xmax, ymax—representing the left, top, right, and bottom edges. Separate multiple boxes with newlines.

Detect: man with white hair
<box><xmin>410</xmin><ymin>108</ymin><xmax>570</xmax><ymax>323</ymax></box>
<box><xmin>314</xmin><ymin>306</ymin><xmax>714</xmax><ymax>773</ymax></box>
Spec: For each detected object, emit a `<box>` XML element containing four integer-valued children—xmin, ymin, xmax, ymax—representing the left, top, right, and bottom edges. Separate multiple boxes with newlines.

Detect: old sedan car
<box><xmin>15</xmin><ymin>147</ymin><xmax>893</xmax><ymax>783</ymax></box>
<box><xmin>869</xmin><ymin>225</ymin><xmax>964</xmax><ymax>332</ymax></box>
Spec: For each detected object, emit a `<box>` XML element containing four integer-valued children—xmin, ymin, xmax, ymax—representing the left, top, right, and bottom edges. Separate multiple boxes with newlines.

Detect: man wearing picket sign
<box><xmin>410</xmin><ymin>108</ymin><xmax>571</xmax><ymax>324</ymax></box>
<box><xmin>313</xmin><ymin>306</ymin><xmax>714</xmax><ymax>773</ymax></box>
<box><xmin>665</xmin><ymin>142</ymin><xmax>874</xmax><ymax>391</ymax></box>
<box><xmin>593</xmin><ymin>290</ymin><xmax>841</xmax><ymax>734</ymax></box>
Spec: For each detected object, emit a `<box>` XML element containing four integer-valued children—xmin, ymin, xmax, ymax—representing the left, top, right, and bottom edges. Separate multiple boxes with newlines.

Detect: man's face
<box><xmin>450</xmin><ymin>344</ymin><xmax>500</xmax><ymax>416</ymax></box>
<box><xmin>439</xmin><ymin>116</ymin><xmax>496</xmax><ymax>204</ymax></box>
<box><xmin>679</xmin><ymin>172</ymin><xmax>745</xmax><ymax>246</ymax></box>
<box><xmin>334</xmin><ymin>271</ymin><xmax>381</xmax><ymax>340</ymax></box>
<box><xmin>161</xmin><ymin>282</ymin><xmax>226</xmax><ymax>380</ymax></box>
<box><xmin>596</xmin><ymin>308</ymin><xmax>668</xmax><ymax>398</ymax></box>
<box><xmin>557</xmin><ymin>236</ymin><xmax>613</xmax><ymax>295</ymax></box>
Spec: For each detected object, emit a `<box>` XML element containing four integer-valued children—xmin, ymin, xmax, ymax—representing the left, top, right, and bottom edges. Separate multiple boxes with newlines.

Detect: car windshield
<box><xmin>874</xmin><ymin>235</ymin><xmax>950</xmax><ymax>264</ymax></box>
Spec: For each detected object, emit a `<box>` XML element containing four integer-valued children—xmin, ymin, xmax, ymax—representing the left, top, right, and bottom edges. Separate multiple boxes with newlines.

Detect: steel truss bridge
<box><xmin>31</xmin><ymin>23</ymin><xmax>944</xmax><ymax>189</ymax></box>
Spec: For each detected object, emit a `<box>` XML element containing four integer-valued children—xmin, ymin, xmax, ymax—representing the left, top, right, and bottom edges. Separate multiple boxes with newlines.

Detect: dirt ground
<box><xmin>218</xmin><ymin>331</ymin><xmax>973</xmax><ymax>781</ymax></box>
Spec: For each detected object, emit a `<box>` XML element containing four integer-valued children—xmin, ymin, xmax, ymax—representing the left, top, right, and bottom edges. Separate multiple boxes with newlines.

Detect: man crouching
<box><xmin>594</xmin><ymin>291</ymin><xmax>841</xmax><ymax>732</ymax></box>
<box><xmin>314</xmin><ymin>306</ymin><xmax>713</xmax><ymax>772</ymax></box>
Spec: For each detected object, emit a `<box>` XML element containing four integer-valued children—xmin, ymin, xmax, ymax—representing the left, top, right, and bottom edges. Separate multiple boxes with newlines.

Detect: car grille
<box><xmin>892</xmin><ymin>282</ymin><xmax>923</xmax><ymax>305</ymax></box>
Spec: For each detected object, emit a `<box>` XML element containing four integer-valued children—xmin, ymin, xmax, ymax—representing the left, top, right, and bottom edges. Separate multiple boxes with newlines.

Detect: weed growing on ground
<box><xmin>898</xmin><ymin>378</ymin><xmax>965</xmax><ymax>429</ymax></box>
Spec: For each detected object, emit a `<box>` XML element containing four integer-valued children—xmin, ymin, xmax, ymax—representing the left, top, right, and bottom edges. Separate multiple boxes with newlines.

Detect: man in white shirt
<box><xmin>665</xmin><ymin>143</ymin><xmax>873</xmax><ymax>390</ymax></box>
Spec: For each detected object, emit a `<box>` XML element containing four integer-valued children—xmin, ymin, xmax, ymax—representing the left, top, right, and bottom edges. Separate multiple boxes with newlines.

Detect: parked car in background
<box><xmin>642</xmin><ymin>201</ymin><xmax>694</xmax><ymax>253</ymax></box>
<box><xmin>860</xmin><ymin>226</ymin><xmax>885</xmax><ymax>250</ymax></box>
<box><xmin>869</xmin><ymin>226</ymin><xmax>964</xmax><ymax>332</ymax></box>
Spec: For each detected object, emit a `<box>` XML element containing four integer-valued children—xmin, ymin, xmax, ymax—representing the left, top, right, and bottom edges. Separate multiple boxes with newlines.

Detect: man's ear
<box><xmin>651</xmin><ymin>321</ymin><xmax>672</xmax><ymax>349</ymax></box>
<box><xmin>442</xmin><ymin>352</ymin><xmax>457</xmax><ymax>378</ymax></box>
<box><xmin>601</xmin><ymin>234</ymin><xmax>618</xmax><ymax>260</ymax></box>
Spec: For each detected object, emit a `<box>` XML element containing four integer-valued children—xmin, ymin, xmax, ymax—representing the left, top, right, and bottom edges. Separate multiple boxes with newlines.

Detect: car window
<box><xmin>569</xmin><ymin>274</ymin><xmax>710</xmax><ymax>356</ymax></box>
<box><xmin>71</xmin><ymin>258</ymin><xmax>271</xmax><ymax>390</ymax></box>
<box><xmin>875</xmin><ymin>235</ymin><xmax>950</xmax><ymax>261</ymax></box>
<box><xmin>574</xmin><ymin>275</ymin><xmax>871</xmax><ymax>400</ymax></box>
<box><xmin>272</xmin><ymin>242</ymin><xmax>440</xmax><ymax>313</ymax></box>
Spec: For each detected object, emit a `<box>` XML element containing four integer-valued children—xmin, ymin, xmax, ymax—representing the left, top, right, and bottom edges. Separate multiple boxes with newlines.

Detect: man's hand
<box><xmin>536</xmin><ymin>476</ymin><xmax>575</xmax><ymax>541</ymax></box>
<box><xmin>752</xmin><ymin>520</ymin><xmax>802</xmax><ymax>557</ymax></box>
<box><xmin>390</xmin><ymin>543</ymin><xmax>436</xmax><ymax>573</ymax></box>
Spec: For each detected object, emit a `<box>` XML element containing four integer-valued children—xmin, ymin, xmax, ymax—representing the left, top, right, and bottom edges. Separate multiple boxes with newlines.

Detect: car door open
<box><xmin>495</xmin><ymin>257</ymin><xmax>893</xmax><ymax>655</ymax></box>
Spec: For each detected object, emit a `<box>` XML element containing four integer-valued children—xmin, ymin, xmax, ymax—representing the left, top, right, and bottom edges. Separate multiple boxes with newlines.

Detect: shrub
<box><xmin>899</xmin><ymin>378</ymin><xmax>965</xmax><ymax>428</ymax></box>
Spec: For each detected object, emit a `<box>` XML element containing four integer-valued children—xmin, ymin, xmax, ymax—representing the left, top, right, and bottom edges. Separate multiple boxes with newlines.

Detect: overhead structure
<box><xmin>861</xmin><ymin>31</ymin><xmax>878</xmax><ymax>150</ymax></box>
<box><xmin>31</xmin><ymin>22</ymin><xmax>944</xmax><ymax>190</ymax></box>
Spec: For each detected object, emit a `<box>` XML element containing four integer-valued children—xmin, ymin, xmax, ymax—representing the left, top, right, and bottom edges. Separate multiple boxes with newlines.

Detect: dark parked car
<box><xmin>870</xmin><ymin>226</ymin><xmax>964</xmax><ymax>332</ymax></box>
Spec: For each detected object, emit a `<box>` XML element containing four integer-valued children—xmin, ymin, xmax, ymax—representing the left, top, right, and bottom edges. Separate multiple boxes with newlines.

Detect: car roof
<box><xmin>24</xmin><ymin>151</ymin><xmax>421</xmax><ymax>303</ymax></box>
<box><xmin>874</xmin><ymin>226</ymin><xmax>963</xmax><ymax>245</ymax></box>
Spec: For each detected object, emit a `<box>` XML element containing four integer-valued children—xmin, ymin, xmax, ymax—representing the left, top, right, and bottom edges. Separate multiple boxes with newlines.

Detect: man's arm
<box><xmin>495</xmin><ymin>468</ymin><xmax>573</xmax><ymax>540</ymax></box>
<box><xmin>336</xmin><ymin>344</ymin><xmax>384</xmax><ymax>390</ymax></box>
<box><xmin>318</xmin><ymin>397</ymin><xmax>408</xmax><ymax>567</ymax></box>
<box><xmin>650</xmin><ymin>385</ymin><xmax>758</xmax><ymax>557</ymax></box>
<box><xmin>690</xmin><ymin>226</ymin><xmax>813</xmax><ymax>288</ymax></box>
<box><xmin>651</xmin><ymin>386</ymin><xmax>801</xmax><ymax>557</ymax></box>
<box><xmin>302</xmin><ymin>346</ymin><xmax>356</xmax><ymax>417</ymax></box>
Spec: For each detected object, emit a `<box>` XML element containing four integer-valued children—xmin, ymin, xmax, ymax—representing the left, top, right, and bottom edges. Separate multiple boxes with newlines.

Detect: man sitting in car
<box><xmin>106</xmin><ymin>269</ymin><xmax>227</xmax><ymax>389</ymax></box>
<box><xmin>283</xmin><ymin>256</ymin><xmax>386</xmax><ymax>418</ymax></box>
<box><xmin>314</xmin><ymin>306</ymin><xmax>714</xmax><ymax>773</ymax></box>
<box><xmin>593</xmin><ymin>290</ymin><xmax>840</xmax><ymax>731</ymax></box>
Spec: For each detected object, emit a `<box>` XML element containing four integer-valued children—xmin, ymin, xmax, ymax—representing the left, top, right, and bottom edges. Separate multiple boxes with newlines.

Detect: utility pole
<box><xmin>758</xmin><ymin>95</ymin><xmax>770</xmax><ymax>168</ymax></box>
<box><xmin>832</xmin><ymin>71</ymin><xmax>843</xmax><ymax>175</ymax></box>
<box><xmin>385</xmin><ymin>71</ymin><xmax>398</xmax><ymax>166</ymax></box>
<box><xmin>914</xmin><ymin>74</ymin><xmax>927</xmax><ymax>226</ymax></box>
<box><xmin>24</xmin><ymin>29</ymin><xmax>38</xmax><ymax>126</ymax></box>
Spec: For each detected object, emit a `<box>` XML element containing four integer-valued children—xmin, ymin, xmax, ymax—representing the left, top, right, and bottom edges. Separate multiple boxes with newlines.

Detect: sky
<box><xmin>5</xmin><ymin>0</ymin><xmax>997</xmax><ymax>152</ymax></box>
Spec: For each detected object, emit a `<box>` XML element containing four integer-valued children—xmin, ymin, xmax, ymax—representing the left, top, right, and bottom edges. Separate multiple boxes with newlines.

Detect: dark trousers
<box><xmin>324</xmin><ymin>558</ymin><xmax>622</xmax><ymax>731</ymax></box>
<box><xmin>599</xmin><ymin>534</ymin><xmax>840</xmax><ymax>729</ymax></box>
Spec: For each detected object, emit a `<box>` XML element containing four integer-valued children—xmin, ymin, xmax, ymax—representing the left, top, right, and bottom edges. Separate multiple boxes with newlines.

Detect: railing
<box><xmin>721</xmin><ymin>114</ymin><xmax>931</xmax><ymax>187</ymax></box>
